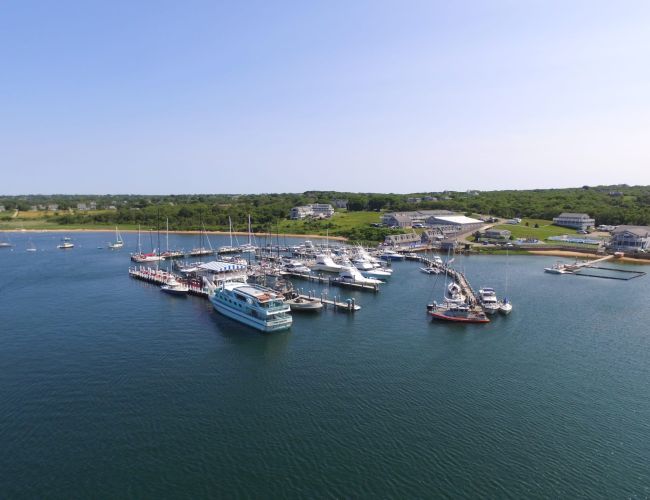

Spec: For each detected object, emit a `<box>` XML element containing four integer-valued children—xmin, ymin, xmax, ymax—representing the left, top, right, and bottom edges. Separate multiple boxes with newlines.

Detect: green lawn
<box><xmin>491</xmin><ymin>218</ymin><xmax>578</xmax><ymax>240</ymax></box>
<box><xmin>1</xmin><ymin>210</ymin><xmax>385</xmax><ymax>240</ymax></box>
<box><xmin>275</xmin><ymin>210</ymin><xmax>381</xmax><ymax>236</ymax></box>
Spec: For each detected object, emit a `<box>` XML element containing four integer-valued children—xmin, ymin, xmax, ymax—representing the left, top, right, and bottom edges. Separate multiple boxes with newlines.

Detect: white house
<box><xmin>553</xmin><ymin>213</ymin><xmax>595</xmax><ymax>231</ymax></box>
<box><xmin>290</xmin><ymin>203</ymin><xmax>334</xmax><ymax>220</ymax></box>
<box><xmin>290</xmin><ymin>206</ymin><xmax>313</xmax><ymax>220</ymax></box>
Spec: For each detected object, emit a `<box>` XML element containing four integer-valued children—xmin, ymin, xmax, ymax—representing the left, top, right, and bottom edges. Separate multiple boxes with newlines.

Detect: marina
<box><xmin>2</xmin><ymin>230</ymin><xmax>650</xmax><ymax>499</ymax></box>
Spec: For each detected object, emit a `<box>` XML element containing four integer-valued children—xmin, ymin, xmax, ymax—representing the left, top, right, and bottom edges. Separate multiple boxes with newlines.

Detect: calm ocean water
<box><xmin>1</xmin><ymin>232</ymin><xmax>649</xmax><ymax>499</ymax></box>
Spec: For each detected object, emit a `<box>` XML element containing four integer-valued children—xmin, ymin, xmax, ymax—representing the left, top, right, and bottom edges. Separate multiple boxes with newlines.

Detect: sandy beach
<box><xmin>527</xmin><ymin>249</ymin><xmax>650</xmax><ymax>264</ymax></box>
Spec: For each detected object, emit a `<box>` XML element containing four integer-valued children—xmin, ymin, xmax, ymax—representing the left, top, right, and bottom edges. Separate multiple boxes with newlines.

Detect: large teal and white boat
<box><xmin>209</xmin><ymin>281</ymin><xmax>292</xmax><ymax>332</ymax></box>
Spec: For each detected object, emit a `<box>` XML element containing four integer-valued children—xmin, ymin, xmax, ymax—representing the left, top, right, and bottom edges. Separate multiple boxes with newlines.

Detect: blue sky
<box><xmin>2</xmin><ymin>0</ymin><xmax>650</xmax><ymax>194</ymax></box>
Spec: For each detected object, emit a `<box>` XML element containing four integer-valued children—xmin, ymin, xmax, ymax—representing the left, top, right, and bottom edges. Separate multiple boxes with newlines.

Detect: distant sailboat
<box><xmin>0</xmin><ymin>233</ymin><xmax>13</xmax><ymax>248</ymax></box>
<box><xmin>26</xmin><ymin>237</ymin><xmax>37</xmax><ymax>252</ymax></box>
<box><xmin>57</xmin><ymin>237</ymin><xmax>74</xmax><ymax>249</ymax></box>
<box><xmin>108</xmin><ymin>226</ymin><xmax>124</xmax><ymax>249</ymax></box>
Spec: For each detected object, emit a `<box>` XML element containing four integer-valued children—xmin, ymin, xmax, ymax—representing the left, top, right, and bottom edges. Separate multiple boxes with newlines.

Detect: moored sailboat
<box><xmin>108</xmin><ymin>226</ymin><xmax>124</xmax><ymax>249</ymax></box>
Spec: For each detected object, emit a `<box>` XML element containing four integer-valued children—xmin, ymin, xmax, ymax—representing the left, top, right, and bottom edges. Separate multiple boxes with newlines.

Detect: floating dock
<box><xmin>545</xmin><ymin>255</ymin><xmax>646</xmax><ymax>280</ymax></box>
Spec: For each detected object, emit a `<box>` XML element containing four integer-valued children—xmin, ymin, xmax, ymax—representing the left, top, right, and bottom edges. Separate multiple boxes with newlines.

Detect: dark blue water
<box><xmin>1</xmin><ymin>232</ymin><xmax>649</xmax><ymax>498</ymax></box>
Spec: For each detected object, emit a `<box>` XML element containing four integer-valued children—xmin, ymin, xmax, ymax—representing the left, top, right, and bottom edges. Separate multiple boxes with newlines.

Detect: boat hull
<box><xmin>429</xmin><ymin>307</ymin><xmax>490</xmax><ymax>323</ymax></box>
<box><xmin>380</xmin><ymin>254</ymin><xmax>405</xmax><ymax>261</ymax></box>
<box><xmin>311</xmin><ymin>264</ymin><xmax>343</xmax><ymax>273</ymax></box>
<box><xmin>499</xmin><ymin>303</ymin><xmax>513</xmax><ymax>315</ymax></box>
<box><xmin>482</xmin><ymin>304</ymin><xmax>500</xmax><ymax>315</ymax></box>
<box><xmin>161</xmin><ymin>286</ymin><xmax>188</xmax><ymax>295</ymax></box>
<box><xmin>544</xmin><ymin>267</ymin><xmax>570</xmax><ymax>274</ymax></box>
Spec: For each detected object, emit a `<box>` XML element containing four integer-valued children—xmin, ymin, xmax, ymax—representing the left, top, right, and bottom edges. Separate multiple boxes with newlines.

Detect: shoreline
<box><xmin>526</xmin><ymin>249</ymin><xmax>650</xmax><ymax>264</ymax></box>
<box><xmin>0</xmin><ymin>228</ymin><xmax>349</xmax><ymax>241</ymax></box>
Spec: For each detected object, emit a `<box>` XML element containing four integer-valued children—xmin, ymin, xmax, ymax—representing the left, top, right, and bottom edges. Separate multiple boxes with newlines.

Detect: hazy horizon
<box><xmin>0</xmin><ymin>182</ymin><xmax>642</xmax><ymax>198</ymax></box>
<box><xmin>3</xmin><ymin>1</ymin><xmax>650</xmax><ymax>195</ymax></box>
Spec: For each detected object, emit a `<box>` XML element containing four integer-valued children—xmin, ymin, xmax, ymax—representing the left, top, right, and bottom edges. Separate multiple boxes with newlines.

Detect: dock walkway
<box><xmin>129</xmin><ymin>266</ymin><xmax>209</xmax><ymax>297</ymax></box>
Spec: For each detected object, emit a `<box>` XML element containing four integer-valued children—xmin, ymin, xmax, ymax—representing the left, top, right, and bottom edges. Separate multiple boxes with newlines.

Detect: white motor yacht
<box><xmin>209</xmin><ymin>281</ymin><xmax>292</xmax><ymax>332</ymax></box>
<box><xmin>379</xmin><ymin>249</ymin><xmax>405</xmax><ymax>261</ymax></box>
<box><xmin>283</xmin><ymin>260</ymin><xmax>312</xmax><ymax>274</ymax></box>
<box><xmin>161</xmin><ymin>276</ymin><xmax>189</xmax><ymax>295</ymax></box>
<box><xmin>311</xmin><ymin>253</ymin><xmax>343</xmax><ymax>273</ymax></box>
<box><xmin>479</xmin><ymin>287</ymin><xmax>500</xmax><ymax>314</ymax></box>
<box><xmin>338</xmin><ymin>266</ymin><xmax>383</xmax><ymax>285</ymax></box>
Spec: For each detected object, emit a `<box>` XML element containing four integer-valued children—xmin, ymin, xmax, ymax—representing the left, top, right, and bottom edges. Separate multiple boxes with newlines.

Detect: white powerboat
<box><xmin>478</xmin><ymin>287</ymin><xmax>500</xmax><ymax>314</ymax></box>
<box><xmin>311</xmin><ymin>253</ymin><xmax>343</xmax><ymax>273</ymax></box>
<box><xmin>380</xmin><ymin>249</ymin><xmax>405</xmax><ymax>261</ymax></box>
<box><xmin>338</xmin><ymin>265</ymin><xmax>384</xmax><ymax>285</ymax></box>
<box><xmin>284</xmin><ymin>292</ymin><xmax>324</xmax><ymax>312</ymax></box>
<box><xmin>361</xmin><ymin>267</ymin><xmax>393</xmax><ymax>279</ymax></box>
<box><xmin>161</xmin><ymin>276</ymin><xmax>189</xmax><ymax>295</ymax></box>
<box><xmin>283</xmin><ymin>260</ymin><xmax>312</xmax><ymax>274</ymax></box>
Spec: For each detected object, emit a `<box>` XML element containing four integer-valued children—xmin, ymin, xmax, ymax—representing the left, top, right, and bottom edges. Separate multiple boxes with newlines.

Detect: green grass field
<box><xmin>275</xmin><ymin>210</ymin><xmax>381</xmax><ymax>236</ymax></box>
<box><xmin>1</xmin><ymin>210</ymin><xmax>385</xmax><ymax>239</ymax></box>
<box><xmin>492</xmin><ymin>219</ymin><xmax>578</xmax><ymax>240</ymax></box>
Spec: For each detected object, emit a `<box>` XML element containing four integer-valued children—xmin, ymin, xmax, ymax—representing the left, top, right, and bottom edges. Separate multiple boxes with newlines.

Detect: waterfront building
<box><xmin>440</xmin><ymin>239</ymin><xmax>458</xmax><ymax>251</ymax></box>
<box><xmin>77</xmin><ymin>203</ymin><xmax>88</xmax><ymax>211</ymax></box>
<box><xmin>608</xmin><ymin>226</ymin><xmax>650</xmax><ymax>252</ymax></box>
<box><xmin>425</xmin><ymin>214</ymin><xmax>484</xmax><ymax>234</ymax></box>
<box><xmin>484</xmin><ymin>229</ymin><xmax>512</xmax><ymax>240</ymax></box>
<box><xmin>553</xmin><ymin>213</ymin><xmax>595</xmax><ymax>231</ymax></box>
<box><xmin>47</xmin><ymin>204</ymin><xmax>59</xmax><ymax>211</ymax></box>
<box><xmin>407</xmin><ymin>197</ymin><xmax>422</xmax><ymax>203</ymax></box>
<box><xmin>0</xmin><ymin>205</ymin><xmax>5</xmax><ymax>212</ymax></box>
<box><xmin>381</xmin><ymin>210</ymin><xmax>456</xmax><ymax>228</ymax></box>
<box><xmin>311</xmin><ymin>203</ymin><xmax>334</xmax><ymax>218</ymax></box>
<box><xmin>383</xmin><ymin>232</ymin><xmax>420</xmax><ymax>246</ymax></box>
